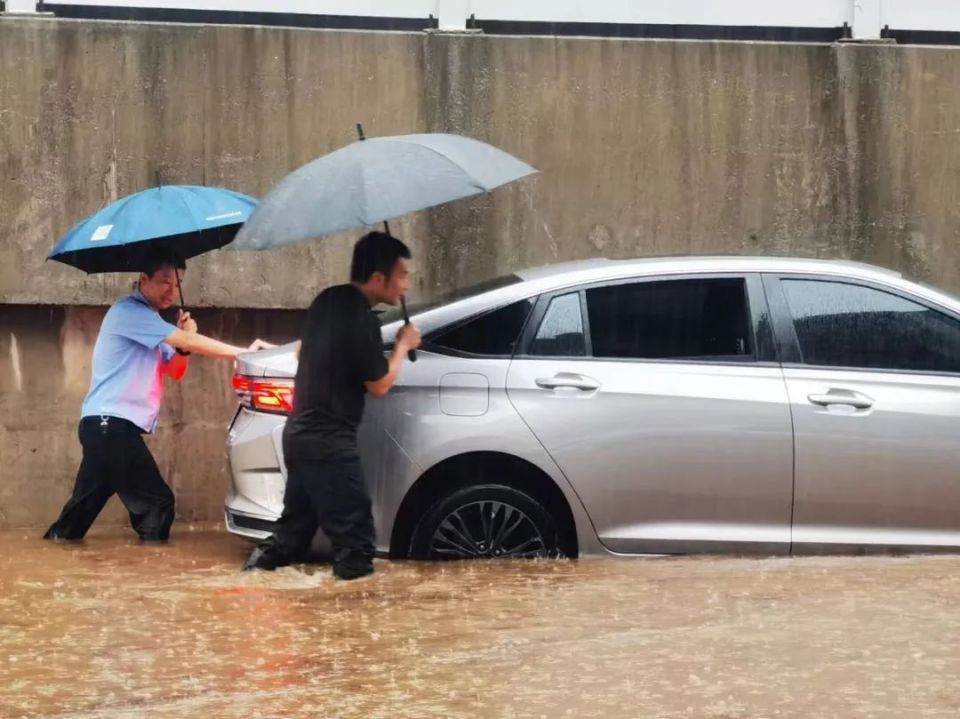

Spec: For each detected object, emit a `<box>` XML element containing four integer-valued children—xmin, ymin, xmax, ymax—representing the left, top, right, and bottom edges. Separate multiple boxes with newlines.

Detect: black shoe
<box><xmin>139</xmin><ymin>537</ymin><xmax>169</xmax><ymax>546</ymax></box>
<box><xmin>43</xmin><ymin>529</ymin><xmax>83</xmax><ymax>543</ymax></box>
<box><xmin>333</xmin><ymin>551</ymin><xmax>374</xmax><ymax>581</ymax></box>
<box><xmin>242</xmin><ymin>545</ymin><xmax>288</xmax><ymax>572</ymax></box>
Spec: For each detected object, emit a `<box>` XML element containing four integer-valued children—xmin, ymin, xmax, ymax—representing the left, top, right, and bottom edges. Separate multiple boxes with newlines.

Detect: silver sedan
<box><xmin>224</xmin><ymin>256</ymin><xmax>960</xmax><ymax>559</ymax></box>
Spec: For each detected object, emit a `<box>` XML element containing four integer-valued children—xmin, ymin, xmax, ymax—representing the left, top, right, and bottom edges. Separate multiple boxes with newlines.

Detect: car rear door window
<box><xmin>431</xmin><ymin>299</ymin><xmax>534</xmax><ymax>357</ymax></box>
<box><xmin>530</xmin><ymin>292</ymin><xmax>586</xmax><ymax>357</ymax></box>
<box><xmin>585</xmin><ymin>278</ymin><xmax>753</xmax><ymax>360</ymax></box>
<box><xmin>781</xmin><ymin>279</ymin><xmax>960</xmax><ymax>373</ymax></box>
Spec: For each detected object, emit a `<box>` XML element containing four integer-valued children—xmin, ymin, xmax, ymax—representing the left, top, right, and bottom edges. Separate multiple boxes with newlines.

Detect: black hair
<box><xmin>141</xmin><ymin>249</ymin><xmax>186</xmax><ymax>277</ymax></box>
<box><xmin>350</xmin><ymin>231</ymin><xmax>411</xmax><ymax>284</ymax></box>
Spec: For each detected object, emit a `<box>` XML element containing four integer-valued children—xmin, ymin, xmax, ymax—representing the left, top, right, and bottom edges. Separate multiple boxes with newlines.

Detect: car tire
<box><xmin>410</xmin><ymin>484</ymin><xmax>563</xmax><ymax>560</ymax></box>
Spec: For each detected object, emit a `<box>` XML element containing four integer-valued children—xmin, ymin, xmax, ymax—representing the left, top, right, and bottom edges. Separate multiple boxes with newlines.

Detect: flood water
<box><xmin>2</xmin><ymin>527</ymin><xmax>960</xmax><ymax>718</ymax></box>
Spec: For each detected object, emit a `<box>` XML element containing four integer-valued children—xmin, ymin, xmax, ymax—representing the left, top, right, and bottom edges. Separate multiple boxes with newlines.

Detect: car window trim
<box><xmin>746</xmin><ymin>273</ymin><xmax>778</xmax><ymax>363</ymax></box>
<box><xmin>580</xmin><ymin>289</ymin><xmax>595</xmax><ymax>357</ymax></box>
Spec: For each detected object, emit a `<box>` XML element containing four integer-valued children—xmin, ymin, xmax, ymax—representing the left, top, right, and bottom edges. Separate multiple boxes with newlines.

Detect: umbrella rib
<box><xmin>384</xmin><ymin>139</ymin><xmax>498</xmax><ymax>191</ymax></box>
<box><xmin>355</xmin><ymin>158</ymin><xmax>372</xmax><ymax>228</ymax></box>
<box><xmin>358</xmin><ymin>150</ymin><xmax>388</xmax><ymax>228</ymax></box>
<box><xmin>172</xmin><ymin>187</ymin><xmax>205</xmax><ymax>250</ymax></box>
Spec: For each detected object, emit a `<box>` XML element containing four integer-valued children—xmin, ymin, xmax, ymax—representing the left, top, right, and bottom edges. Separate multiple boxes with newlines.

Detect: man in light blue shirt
<box><xmin>45</xmin><ymin>251</ymin><xmax>272</xmax><ymax>543</ymax></box>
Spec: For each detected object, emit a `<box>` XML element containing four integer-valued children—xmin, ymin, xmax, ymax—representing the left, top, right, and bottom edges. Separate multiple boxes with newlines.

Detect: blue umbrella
<box><xmin>49</xmin><ymin>185</ymin><xmax>257</xmax><ymax>274</ymax></box>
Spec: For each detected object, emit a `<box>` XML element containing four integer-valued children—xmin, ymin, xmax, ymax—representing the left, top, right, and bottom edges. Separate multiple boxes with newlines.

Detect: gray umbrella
<box><xmin>230</xmin><ymin>132</ymin><xmax>538</xmax><ymax>251</ymax></box>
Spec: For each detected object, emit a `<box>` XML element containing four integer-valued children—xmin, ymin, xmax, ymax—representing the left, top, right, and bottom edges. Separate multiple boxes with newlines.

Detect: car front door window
<box><xmin>781</xmin><ymin>280</ymin><xmax>960</xmax><ymax>374</ymax></box>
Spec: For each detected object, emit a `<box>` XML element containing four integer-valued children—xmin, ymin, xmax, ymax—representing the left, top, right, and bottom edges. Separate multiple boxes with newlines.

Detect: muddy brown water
<box><xmin>2</xmin><ymin>527</ymin><xmax>959</xmax><ymax>718</ymax></box>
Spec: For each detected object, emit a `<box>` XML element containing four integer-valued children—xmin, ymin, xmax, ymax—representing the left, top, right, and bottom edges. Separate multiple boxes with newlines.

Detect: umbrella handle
<box><xmin>387</xmin><ymin>220</ymin><xmax>416</xmax><ymax>362</ymax></box>
<box><xmin>401</xmin><ymin>297</ymin><xmax>417</xmax><ymax>363</ymax></box>
<box><xmin>175</xmin><ymin>267</ymin><xmax>186</xmax><ymax>309</ymax></box>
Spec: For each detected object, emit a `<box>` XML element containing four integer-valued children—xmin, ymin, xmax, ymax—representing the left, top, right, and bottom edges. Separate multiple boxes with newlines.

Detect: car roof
<box><xmin>515</xmin><ymin>255</ymin><xmax>903</xmax><ymax>286</ymax></box>
<box><xmin>239</xmin><ymin>254</ymin><xmax>956</xmax><ymax>375</ymax></box>
<box><xmin>384</xmin><ymin>254</ymin><xmax>934</xmax><ymax>339</ymax></box>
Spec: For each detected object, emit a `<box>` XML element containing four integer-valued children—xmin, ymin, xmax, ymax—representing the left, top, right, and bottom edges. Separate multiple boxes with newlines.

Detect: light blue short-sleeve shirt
<box><xmin>80</xmin><ymin>288</ymin><xmax>178</xmax><ymax>433</ymax></box>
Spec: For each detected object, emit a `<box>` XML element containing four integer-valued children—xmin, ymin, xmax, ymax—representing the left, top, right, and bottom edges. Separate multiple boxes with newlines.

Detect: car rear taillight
<box><xmin>232</xmin><ymin>374</ymin><xmax>295</xmax><ymax>415</ymax></box>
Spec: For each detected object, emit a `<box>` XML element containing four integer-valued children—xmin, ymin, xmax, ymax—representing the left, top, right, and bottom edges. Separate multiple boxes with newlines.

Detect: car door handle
<box><xmin>807</xmin><ymin>390</ymin><xmax>875</xmax><ymax>410</ymax></box>
<box><xmin>535</xmin><ymin>373</ymin><xmax>601</xmax><ymax>392</ymax></box>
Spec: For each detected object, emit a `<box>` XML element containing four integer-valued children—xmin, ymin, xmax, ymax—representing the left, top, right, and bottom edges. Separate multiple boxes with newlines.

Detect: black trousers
<box><xmin>44</xmin><ymin>417</ymin><xmax>175</xmax><ymax>542</ymax></box>
<box><xmin>257</xmin><ymin>457</ymin><xmax>376</xmax><ymax>564</ymax></box>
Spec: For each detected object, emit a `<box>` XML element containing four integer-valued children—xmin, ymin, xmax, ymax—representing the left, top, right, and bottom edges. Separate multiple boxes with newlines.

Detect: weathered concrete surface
<box><xmin>5</xmin><ymin>20</ymin><xmax>960</xmax><ymax>526</ymax></box>
<box><xmin>3</xmin><ymin>19</ymin><xmax>960</xmax><ymax>307</ymax></box>
<box><xmin>3</xmin><ymin>529</ymin><xmax>960</xmax><ymax>718</ymax></box>
<box><xmin>0</xmin><ymin>304</ymin><xmax>304</xmax><ymax>528</ymax></box>
<box><xmin>0</xmin><ymin>19</ymin><xmax>428</xmax><ymax>308</ymax></box>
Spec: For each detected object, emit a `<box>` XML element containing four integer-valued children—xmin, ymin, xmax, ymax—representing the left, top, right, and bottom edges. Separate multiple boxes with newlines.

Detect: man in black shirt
<box><xmin>243</xmin><ymin>232</ymin><xmax>422</xmax><ymax>579</ymax></box>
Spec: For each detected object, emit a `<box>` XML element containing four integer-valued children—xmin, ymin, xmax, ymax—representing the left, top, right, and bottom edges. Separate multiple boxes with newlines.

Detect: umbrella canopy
<box><xmin>230</xmin><ymin>133</ymin><xmax>537</xmax><ymax>251</ymax></box>
<box><xmin>49</xmin><ymin>185</ymin><xmax>257</xmax><ymax>273</ymax></box>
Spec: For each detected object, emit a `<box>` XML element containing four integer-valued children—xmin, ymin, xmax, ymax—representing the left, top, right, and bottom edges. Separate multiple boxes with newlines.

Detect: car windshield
<box><xmin>378</xmin><ymin>273</ymin><xmax>523</xmax><ymax>324</ymax></box>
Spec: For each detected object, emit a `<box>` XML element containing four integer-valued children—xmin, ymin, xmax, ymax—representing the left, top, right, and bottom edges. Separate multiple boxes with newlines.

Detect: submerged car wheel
<box><xmin>411</xmin><ymin>484</ymin><xmax>562</xmax><ymax>560</ymax></box>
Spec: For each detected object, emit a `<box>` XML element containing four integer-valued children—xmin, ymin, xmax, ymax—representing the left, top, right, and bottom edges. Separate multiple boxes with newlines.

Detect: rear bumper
<box><xmin>225</xmin><ymin>406</ymin><xmax>287</xmax><ymax>539</ymax></box>
<box><xmin>224</xmin><ymin>508</ymin><xmax>280</xmax><ymax>540</ymax></box>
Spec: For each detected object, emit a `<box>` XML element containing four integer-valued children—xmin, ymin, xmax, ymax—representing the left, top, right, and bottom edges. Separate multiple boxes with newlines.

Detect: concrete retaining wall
<box><xmin>3</xmin><ymin>17</ymin><xmax>960</xmax><ymax>526</ymax></box>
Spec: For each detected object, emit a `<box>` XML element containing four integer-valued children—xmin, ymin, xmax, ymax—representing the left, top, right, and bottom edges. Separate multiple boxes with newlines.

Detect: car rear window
<box><xmin>585</xmin><ymin>278</ymin><xmax>753</xmax><ymax>361</ymax></box>
<box><xmin>431</xmin><ymin>299</ymin><xmax>535</xmax><ymax>357</ymax></box>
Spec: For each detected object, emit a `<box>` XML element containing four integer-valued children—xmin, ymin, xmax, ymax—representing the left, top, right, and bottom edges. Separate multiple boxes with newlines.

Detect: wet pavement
<box><xmin>2</xmin><ymin>528</ymin><xmax>960</xmax><ymax>718</ymax></box>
